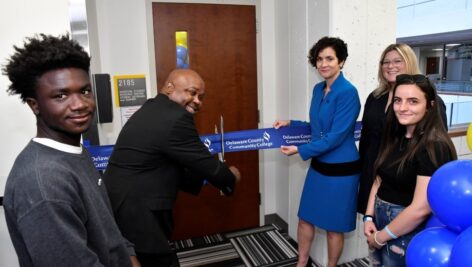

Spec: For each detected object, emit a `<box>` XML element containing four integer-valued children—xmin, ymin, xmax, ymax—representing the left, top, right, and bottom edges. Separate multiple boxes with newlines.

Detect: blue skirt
<box><xmin>298</xmin><ymin>167</ymin><xmax>359</xmax><ymax>232</ymax></box>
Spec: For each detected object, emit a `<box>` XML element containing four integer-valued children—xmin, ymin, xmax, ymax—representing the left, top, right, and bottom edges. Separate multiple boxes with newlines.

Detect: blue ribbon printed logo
<box><xmin>263</xmin><ymin>131</ymin><xmax>271</xmax><ymax>142</ymax></box>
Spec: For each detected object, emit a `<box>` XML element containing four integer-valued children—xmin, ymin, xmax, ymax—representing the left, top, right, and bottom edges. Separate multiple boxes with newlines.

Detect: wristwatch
<box><xmin>363</xmin><ymin>215</ymin><xmax>374</xmax><ymax>222</ymax></box>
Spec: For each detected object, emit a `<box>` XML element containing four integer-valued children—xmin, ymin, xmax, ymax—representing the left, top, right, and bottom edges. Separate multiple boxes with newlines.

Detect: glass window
<box><xmin>175</xmin><ymin>31</ymin><xmax>189</xmax><ymax>69</ymax></box>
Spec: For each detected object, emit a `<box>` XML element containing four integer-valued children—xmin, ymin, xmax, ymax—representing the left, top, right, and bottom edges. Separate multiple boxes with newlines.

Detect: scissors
<box><xmin>215</xmin><ymin>115</ymin><xmax>225</xmax><ymax>196</ymax></box>
<box><xmin>215</xmin><ymin>115</ymin><xmax>225</xmax><ymax>162</ymax></box>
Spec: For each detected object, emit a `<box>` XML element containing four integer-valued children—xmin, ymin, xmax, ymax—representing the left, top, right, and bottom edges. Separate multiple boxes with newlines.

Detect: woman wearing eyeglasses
<box><xmin>363</xmin><ymin>74</ymin><xmax>456</xmax><ymax>267</ymax></box>
<box><xmin>357</xmin><ymin>44</ymin><xmax>448</xmax><ymax>215</ymax></box>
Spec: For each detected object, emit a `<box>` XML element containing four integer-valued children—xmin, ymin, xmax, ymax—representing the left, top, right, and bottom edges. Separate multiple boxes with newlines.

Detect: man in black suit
<box><xmin>103</xmin><ymin>69</ymin><xmax>240</xmax><ymax>267</ymax></box>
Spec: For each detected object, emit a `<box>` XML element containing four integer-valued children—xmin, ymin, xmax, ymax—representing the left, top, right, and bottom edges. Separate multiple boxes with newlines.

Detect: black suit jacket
<box><xmin>103</xmin><ymin>94</ymin><xmax>235</xmax><ymax>254</ymax></box>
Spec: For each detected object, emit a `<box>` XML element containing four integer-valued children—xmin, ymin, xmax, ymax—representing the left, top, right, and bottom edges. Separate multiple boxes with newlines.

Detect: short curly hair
<box><xmin>308</xmin><ymin>36</ymin><xmax>348</xmax><ymax>68</ymax></box>
<box><xmin>2</xmin><ymin>33</ymin><xmax>91</xmax><ymax>102</ymax></box>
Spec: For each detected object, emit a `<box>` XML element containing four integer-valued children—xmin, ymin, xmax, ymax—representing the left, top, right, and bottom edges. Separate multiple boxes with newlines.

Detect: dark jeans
<box><xmin>369</xmin><ymin>197</ymin><xmax>424</xmax><ymax>267</ymax></box>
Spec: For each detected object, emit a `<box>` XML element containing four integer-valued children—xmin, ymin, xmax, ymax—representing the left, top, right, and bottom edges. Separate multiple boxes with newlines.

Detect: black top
<box><xmin>377</xmin><ymin>139</ymin><xmax>453</xmax><ymax>206</ymax></box>
<box><xmin>357</xmin><ymin>91</ymin><xmax>449</xmax><ymax>213</ymax></box>
<box><xmin>357</xmin><ymin>93</ymin><xmax>388</xmax><ymax>213</ymax></box>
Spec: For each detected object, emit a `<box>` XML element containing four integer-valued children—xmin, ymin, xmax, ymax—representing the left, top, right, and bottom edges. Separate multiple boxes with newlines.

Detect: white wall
<box><xmin>0</xmin><ymin>0</ymin><xmax>70</xmax><ymax>207</ymax></box>
<box><xmin>258</xmin><ymin>0</ymin><xmax>285</xmax><ymax>219</ymax></box>
<box><xmin>0</xmin><ymin>1</ymin><xmax>71</xmax><ymax>265</ymax></box>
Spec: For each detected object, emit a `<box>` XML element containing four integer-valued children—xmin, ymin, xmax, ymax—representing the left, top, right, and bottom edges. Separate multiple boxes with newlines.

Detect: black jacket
<box><xmin>104</xmin><ymin>94</ymin><xmax>235</xmax><ymax>254</ymax></box>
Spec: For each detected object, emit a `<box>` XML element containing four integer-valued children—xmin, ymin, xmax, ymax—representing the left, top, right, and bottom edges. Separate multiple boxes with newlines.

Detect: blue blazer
<box><xmin>292</xmin><ymin>72</ymin><xmax>360</xmax><ymax>163</ymax></box>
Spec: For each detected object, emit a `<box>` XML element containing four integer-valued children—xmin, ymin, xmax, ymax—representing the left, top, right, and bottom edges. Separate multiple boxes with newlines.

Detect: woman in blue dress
<box><xmin>274</xmin><ymin>37</ymin><xmax>361</xmax><ymax>267</ymax></box>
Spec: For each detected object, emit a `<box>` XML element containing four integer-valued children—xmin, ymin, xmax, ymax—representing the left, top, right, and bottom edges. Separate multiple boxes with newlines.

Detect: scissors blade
<box><xmin>215</xmin><ymin>123</ymin><xmax>225</xmax><ymax>196</ymax></box>
<box><xmin>214</xmin><ymin>124</ymin><xmax>223</xmax><ymax>162</ymax></box>
<box><xmin>220</xmin><ymin>115</ymin><xmax>224</xmax><ymax>161</ymax></box>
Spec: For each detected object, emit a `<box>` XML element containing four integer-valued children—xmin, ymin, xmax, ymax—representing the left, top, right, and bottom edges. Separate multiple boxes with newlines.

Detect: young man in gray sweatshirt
<box><xmin>2</xmin><ymin>34</ymin><xmax>140</xmax><ymax>267</ymax></box>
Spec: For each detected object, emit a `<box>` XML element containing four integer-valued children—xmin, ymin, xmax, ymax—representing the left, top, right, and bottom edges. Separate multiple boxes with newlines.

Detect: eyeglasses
<box><xmin>396</xmin><ymin>74</ymin><xmax>427</xmax><ymax>84</ymax></box>
<box><xmin>381</xmin><ymin>59</ymin><xmax>404</xmax><ymax>67</ymax></box>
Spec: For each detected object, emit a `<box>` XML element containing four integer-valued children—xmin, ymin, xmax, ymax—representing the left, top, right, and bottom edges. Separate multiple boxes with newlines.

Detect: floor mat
<box><xmin>172</xmin><ymin>224</ymin><xmax>369</xmax><ymax>267</ymax></box>
<box><xmin>173</xmin><ymin>224</ymin><xmax>298</xmax><ymax>267</ymax></box>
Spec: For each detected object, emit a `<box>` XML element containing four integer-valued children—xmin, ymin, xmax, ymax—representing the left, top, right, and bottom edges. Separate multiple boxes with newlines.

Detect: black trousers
<box><xmin>136</xmin><ymin>252</ymin><xmax>179</xmax><ymax>267</ymax></box>
<box><xmin>134</xmin><ymin>210</ymin><xmax>179</xmax><ymax>267</ymax></box>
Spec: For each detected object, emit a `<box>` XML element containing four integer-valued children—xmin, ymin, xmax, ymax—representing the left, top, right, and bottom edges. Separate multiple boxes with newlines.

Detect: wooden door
<box><xmin>426</xmin><ymin>57</ymin><xmax>440</xmax><ymax>75</ymax></box>
<box><xmin>152</xmin><ymin>3</ymin><xmax>259</xmax><ymax>240</ymax></box>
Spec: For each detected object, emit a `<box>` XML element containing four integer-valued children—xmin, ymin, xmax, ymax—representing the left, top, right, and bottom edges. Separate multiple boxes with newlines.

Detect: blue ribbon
<box><xmin>85</xmin><ymin>122</ymin><xmax>362</xmax><ymax>171</ymax></box>
<box><xmin>86</xmin><ymin>145</ymin><xmax>114</xmax><ymax>171</ymax></box>
<box><xmin>200</xmin><ymin>126</ymin><xmax>311</xmax><ymax>154</ymax></box>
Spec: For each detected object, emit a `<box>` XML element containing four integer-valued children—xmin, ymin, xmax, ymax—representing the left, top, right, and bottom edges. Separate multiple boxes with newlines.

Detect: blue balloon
<box><xmin>427</xmin><ymin>160</ymin><xmax>472</xmax><ymax>233</ymax></box>
<box><xmin>426</xmin><ymin>215</ymin><xmax>446</xmax><ymax>229</ymax></box>
<box><xmin>450</xmin><ymin>226</ymin><xmax>472</xmax><ymax>267</ymax></box>
<box><xmin>406</xmin><ymin>227</ymin><xmax>457</xmax><ymax>267</ymax></box>
<box><xmin>176</xmin><ymin>45</ymin><xmax>188</xmax><ymax>61</ymax></box>
<box><xmin>176</xmin><ymin>57</ymin><xmax>184</xmax><ymax>68</ymax></box>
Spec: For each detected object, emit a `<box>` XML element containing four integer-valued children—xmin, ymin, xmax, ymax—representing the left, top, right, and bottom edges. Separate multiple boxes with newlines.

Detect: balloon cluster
<box><xmin>176</xmin><ymin>32</ymin><xmax>189</xmax><ymax>69</ymax></box>
<box><xmin>406</xmin><ymin>160</ymin><xmax>472</xmax><ymax>267</ymax></box>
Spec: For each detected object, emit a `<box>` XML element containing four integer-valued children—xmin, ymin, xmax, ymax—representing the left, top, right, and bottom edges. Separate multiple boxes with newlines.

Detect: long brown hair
<box><xmin>374</xmin><ymin>75</ymin><xmax>457</xmax><ymax>175</ymax></box>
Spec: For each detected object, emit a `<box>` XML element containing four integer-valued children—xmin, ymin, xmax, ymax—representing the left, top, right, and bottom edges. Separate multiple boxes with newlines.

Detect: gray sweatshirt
<box><xmin>3</xmin><ymin>140</ymin><xmax>133</xmax><ymax>267</ymax></box>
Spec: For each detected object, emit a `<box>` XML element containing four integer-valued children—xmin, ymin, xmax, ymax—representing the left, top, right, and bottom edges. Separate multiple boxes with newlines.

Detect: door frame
<box><xmin>144</xmin><ymin>0</ymin><xmax>266</xmax><ymax>225</ymax></box>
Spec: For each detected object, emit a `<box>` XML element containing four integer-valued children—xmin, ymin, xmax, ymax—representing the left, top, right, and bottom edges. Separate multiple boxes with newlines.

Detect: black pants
<box><xmin>136</xmin><ymin>252</ymin><xmax>179</xmax><ymax>267</ymax></box>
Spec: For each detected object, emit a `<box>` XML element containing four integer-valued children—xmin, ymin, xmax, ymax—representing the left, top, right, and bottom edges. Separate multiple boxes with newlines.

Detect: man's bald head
<box><xmin>160</xmin><ymin>69</ymin><xmax>205</xmax><ymax>114</ymax></box>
